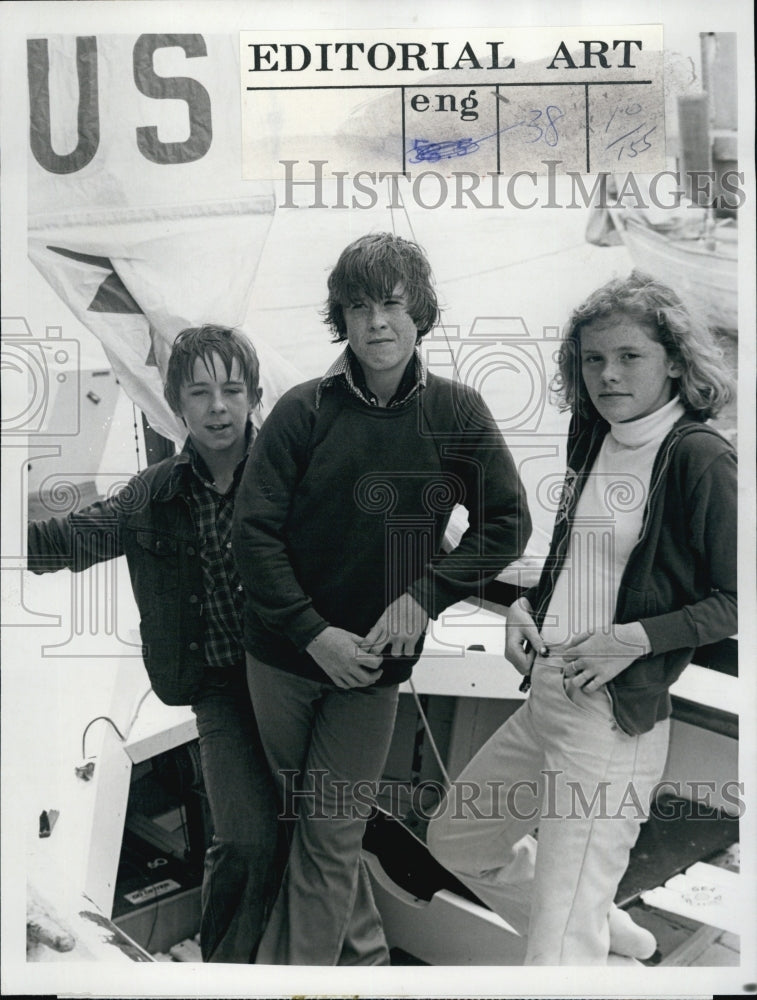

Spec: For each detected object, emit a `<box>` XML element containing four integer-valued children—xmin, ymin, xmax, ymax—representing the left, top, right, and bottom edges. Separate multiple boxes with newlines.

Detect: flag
<box><xmin>27</xmin><ymin>32</ymin><xmax>301</xmax><ymax>444</ymax></box>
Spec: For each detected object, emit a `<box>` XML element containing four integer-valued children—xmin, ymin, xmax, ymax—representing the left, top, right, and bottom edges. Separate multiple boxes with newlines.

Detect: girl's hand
<box><xmin>551</xmin><ymin>622</ymin><xmax>651</xmax><ymax>691</ymax></box>
<box><xmin>505</xmin><ymin>598</ymin><xmax>547</xmax><ymax>676</ymax></box>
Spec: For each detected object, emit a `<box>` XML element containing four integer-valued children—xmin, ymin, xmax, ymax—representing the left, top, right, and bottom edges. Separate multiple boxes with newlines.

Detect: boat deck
<box><xmin>148</xmin><ymin>843</ymin><xmax>740</xmax><ymax>968</ymax></box>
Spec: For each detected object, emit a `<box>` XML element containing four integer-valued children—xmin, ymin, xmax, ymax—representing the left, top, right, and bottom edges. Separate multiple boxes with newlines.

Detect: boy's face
<box><xmin>343</xmin><ymin>283</ymin><xmax>418</xmax><ymax>387</ymax></box>
<box><xmin>177</xmin><ymin>353</ymin><xmax>253</xmax><ymax>456</ymax></box>
<box><xmin>580</xmin><ymin>313</ymin><xmax>681</xmax><ymax>423</ymax></box>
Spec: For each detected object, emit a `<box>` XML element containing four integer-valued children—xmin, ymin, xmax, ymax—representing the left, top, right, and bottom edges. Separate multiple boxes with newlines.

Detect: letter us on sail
<box><xmin>27</xmin><ymin>34</ymin><xmax>214</xmax><ymax>174</ymax></box>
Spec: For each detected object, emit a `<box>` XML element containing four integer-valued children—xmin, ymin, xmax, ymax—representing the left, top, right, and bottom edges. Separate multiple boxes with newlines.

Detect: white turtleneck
<box><xmin>541</xmin><ymin>396</ymin><xmax>685</xmax><ymax>650</ymax></box>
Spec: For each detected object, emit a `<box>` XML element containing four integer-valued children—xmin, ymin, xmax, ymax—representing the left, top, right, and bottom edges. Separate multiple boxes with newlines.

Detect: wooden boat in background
<box><xmin>608</xmin><ymin>210</ymin><xmax>737</xmax><ymax>335</ymax></box>
<box><xmin>590</xmin><ymin>32</ymin><xmax>739</xmax><ymax>337</ymax></box>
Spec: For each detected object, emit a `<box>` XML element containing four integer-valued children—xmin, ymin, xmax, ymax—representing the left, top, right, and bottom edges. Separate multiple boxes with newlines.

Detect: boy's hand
<box><xmin>552</xmin><ymin>622</ymin><xmax>652</xmax><ymax>690</ymax></box>
<box><xmin>505</xmin><ymin>598</ymin><xmax>547</xmax><ymax>676</ymax></box>
<box><xmin>362</xmin><ymin>593</ymin><xmax>429</xmax><ymax>658</ymax></box>
<box><xmin>306</xmin><ymin>627</ymin><xmax>383</xmax><ymax>688</ymax></box>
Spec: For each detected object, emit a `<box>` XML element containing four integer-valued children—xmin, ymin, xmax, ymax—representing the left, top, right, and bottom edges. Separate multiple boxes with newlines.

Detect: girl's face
<box><xmin>579</xmin><ymin>313</ymin><xmax>681</xmax><ymax>423</ymax></box>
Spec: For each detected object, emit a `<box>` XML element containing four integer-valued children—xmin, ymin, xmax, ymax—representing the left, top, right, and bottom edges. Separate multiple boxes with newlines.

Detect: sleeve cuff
<box><xmin>407</xmin><ymin>575</ymin><xmax>461</xmax><ymax>621</ymax></box>
<box><xmin>289</xmin><ymin>610</ymin><xmax>330</xmax><ymax>653</ymax></box>
<box><xmin>639</xmin><ymin>610</ymin><xmax>698</xmax><ymax>655</ymax></box>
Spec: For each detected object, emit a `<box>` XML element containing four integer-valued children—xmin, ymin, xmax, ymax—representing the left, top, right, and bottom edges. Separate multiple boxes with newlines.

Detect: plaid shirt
<box><xmin>179</xmin><ymin>436</ymin><xmax>250</xmax><ymax>669</ymax></box>
<box><xmin>316</xmin><ymin>346</ymin><xmax>426</xmax><ymax>408</ymax></box>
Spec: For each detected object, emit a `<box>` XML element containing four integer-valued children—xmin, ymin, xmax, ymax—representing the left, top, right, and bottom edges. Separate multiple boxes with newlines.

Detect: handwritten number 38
<box><xmin>525</xmin><ymin>106</ymin><xmax>564</xmax><ymax>147</ymax></box>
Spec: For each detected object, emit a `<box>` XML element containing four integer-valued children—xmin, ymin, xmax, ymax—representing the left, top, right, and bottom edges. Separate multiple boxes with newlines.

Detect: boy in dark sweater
<box><xmin>232</xmin><ymin>233</ymin><xmax>531</xmax><ymax>965</ymax></box>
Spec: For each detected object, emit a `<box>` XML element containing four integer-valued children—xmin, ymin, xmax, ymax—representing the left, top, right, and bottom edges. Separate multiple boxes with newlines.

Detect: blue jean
<box><xmin>246</xmin><ymin>655</ymin><xmax>400</xmax><ymax>966</ymax></box>
<box><xmin>427</xmin><ymin>661</ymin><xmax>670</xmax><ymax>965</ymax></box>
<box><xmin>191</xmin><ymin>670</ymin><xmax>283</xmax><ymax>963</ymax></box>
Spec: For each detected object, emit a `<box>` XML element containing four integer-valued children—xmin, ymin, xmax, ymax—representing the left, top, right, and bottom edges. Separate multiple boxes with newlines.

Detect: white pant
<box><xmin>426</xmin><ymin>661</ymin><xmax>670</xmax><ymax>965</ymax></box>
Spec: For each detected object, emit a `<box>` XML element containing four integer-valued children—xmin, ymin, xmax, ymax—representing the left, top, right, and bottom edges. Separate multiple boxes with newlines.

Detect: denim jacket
<box><xmin>527</xmin><ymin>411</ymin><xmax>737</xmax><ymax>736</ymax></box>
<box><xmin>28</xmin><ymin>453</ymin><xmax>212</xmax><ymax>705</ymax></box>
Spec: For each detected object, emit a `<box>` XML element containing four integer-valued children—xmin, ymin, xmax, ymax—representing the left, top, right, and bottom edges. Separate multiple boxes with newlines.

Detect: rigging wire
<box><xmin>388</xmin><ymin>175</ymin><xmax>465</xmax><ymax>387</ymax></box>
<box><xmin>408</xmin><ymin>678</ymin><xmax>451</xmax><ymax>790</ymax></box>
<box><xmin>387</xmin><ymin>176</ymin><xmax>464</xmax><ymax>791</ymax></box>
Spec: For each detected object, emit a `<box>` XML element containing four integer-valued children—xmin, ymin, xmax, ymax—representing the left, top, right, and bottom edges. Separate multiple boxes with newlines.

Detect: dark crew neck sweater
<box><xmin>232</xmin><ymin>374</ymin><xmax>530</xmax><ymax>686</ymax></box>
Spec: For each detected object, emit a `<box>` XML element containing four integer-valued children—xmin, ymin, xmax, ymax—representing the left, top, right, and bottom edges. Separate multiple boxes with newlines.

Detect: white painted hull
<box><xmin>612</xmin><ymin>214</ymin><xmax>738</xmax><ymax>334</ymax></box>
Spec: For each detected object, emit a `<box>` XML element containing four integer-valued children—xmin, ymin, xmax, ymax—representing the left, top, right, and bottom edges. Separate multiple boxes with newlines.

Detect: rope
<box><xmin>408</xmin><ymin>677</ymin><xmax>451</xmax><ymax>790</ymax></box>
<box><xmin>80</xmin><ymin>686</ymin><xmax>152</xmax><ymax>760</ymax></box>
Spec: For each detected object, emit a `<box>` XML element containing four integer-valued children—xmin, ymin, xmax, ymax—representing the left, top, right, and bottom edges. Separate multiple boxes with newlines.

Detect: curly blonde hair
<box><xmin>552</xmin><ymin>271</ymin><xmax>734</xmax><ymax>419</ymax></box>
